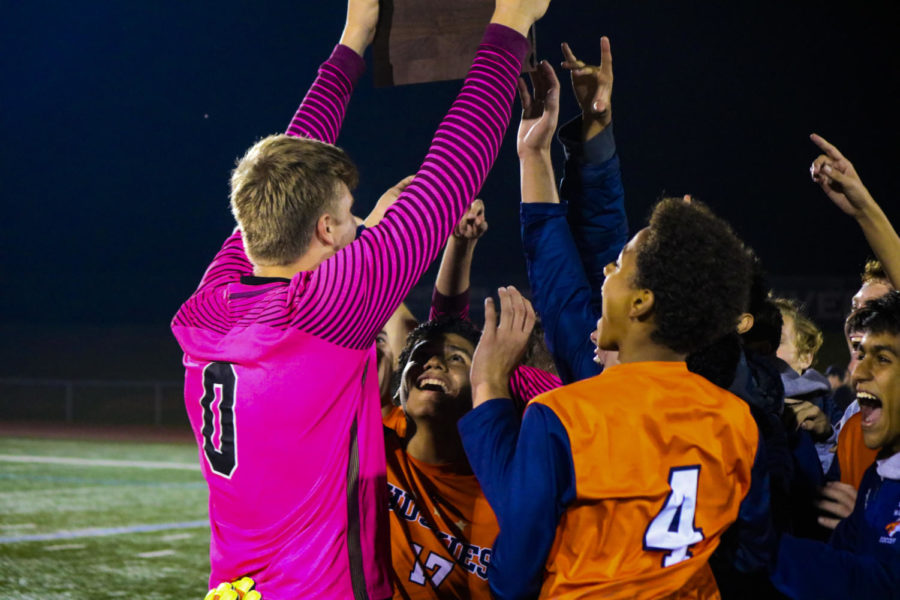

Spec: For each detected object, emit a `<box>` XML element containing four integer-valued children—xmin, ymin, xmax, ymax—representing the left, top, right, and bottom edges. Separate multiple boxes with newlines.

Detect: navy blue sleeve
<box><xmin>732</xmin><ymin>436</ymin><xmax>777</xmax><ymax>573</ymax></box>
<box><xmin>825</xmin><ymin>449</ymin><xmax>842</xmax><ymax>483</ymax></box>
<box><xmin>458</xmin><ymin>399</ymin><xmax>576</xmax><ymax>600</ymax></box>
<box><xmin>770</xmin><ymin>468</ymin><xmax>900</xmax><ymax>599</ymax></box>
<box><xmin>771</xmin><ymin>535</ymin><xmax>900</xmax><ymax>599</ymax></box>
<box><xmin>558</xmin><ymin>117</ymin><xmax>628</xmax><ymax>314</ymax></box>
<box><xmin>520</xmin><ymin>202</ymin><xmax>601</xmax><ymax>384</ymax></box>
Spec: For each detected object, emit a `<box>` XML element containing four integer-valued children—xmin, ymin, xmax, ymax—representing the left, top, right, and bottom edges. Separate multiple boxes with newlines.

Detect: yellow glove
<box><xmin>204</xmin><ymin>576</ymin><xmax>260</xmax><ymax>600</ymax></box>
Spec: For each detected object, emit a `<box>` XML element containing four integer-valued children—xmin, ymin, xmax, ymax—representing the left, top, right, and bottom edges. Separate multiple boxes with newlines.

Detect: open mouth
<box><xmin>417</xmin><ymin>377</ymin><xmax>448</xmax><ymax>394</ymax></box>
<box><xmin>857</xmin><ymin>391</ymin><xmax>883</xmax><ymax>428</ymax></box>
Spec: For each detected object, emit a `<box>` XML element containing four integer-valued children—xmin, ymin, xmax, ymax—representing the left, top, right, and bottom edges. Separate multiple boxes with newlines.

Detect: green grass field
<box><xmin>0</xmin><ymin>435</ymin><xmax>211</xmax><ymax>599</ymax></box>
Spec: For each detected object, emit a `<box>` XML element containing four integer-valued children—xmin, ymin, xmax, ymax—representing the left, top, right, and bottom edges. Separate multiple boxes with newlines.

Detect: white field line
<box><xmin>45</xmin><ymin>543</ymin><xmax>86</xmax><ymax>551</ymax></box>
<box><xmin>0</xmin><ymin>454</ymin><xmax>198</xmax><ymax>471</ymax></box>
<box><xmin>137</xmin><ymin>549</ymin><xmax>177</xmax><ymax>558</ymax></box>
<box><xmin>0</xmin><ymin>521</ymin><xmax>208</xmax><ymax>544</ymax></box>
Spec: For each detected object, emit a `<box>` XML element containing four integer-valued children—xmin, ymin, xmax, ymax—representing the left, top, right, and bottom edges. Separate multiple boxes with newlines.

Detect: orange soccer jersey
<box><xmin>384</xmin><ymin>404</ymin><xmax>408</xmax><ymax>438</ymax></box>
<box><xmin>534</xmin><ymin>361</ymin><xmax>759</xmax><ymax>599</ymax></box>
<box><xmin>837</xmin><ymin>411</ymin><xmax>879</xmax><ymax>489</ymax></box>
<box><xmin>384</xmin><ymin>429</ymin><xmax>497</xmax><ymax>599</ymax></box>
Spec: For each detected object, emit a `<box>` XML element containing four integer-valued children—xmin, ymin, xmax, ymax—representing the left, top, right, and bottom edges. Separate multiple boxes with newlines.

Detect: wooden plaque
<box><xmin>373</xmin><ymin>0</ymin><xmax>536</xmax><ymax>86</ymax></box>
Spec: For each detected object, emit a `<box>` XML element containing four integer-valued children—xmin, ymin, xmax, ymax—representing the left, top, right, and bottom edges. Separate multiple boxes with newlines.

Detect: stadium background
<box><xmin>1</xmin><ymin>2</ymin><xmax>898</xmax><ymax>596</ymax></box>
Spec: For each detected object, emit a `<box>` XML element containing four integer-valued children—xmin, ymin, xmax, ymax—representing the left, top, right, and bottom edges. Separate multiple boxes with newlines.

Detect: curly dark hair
<box><xmin>687</xmin><ymin>332</ymin><xmax>743</xmax><ymax>389</ymax></box>
<box><xmin>390</xmin><ymin>316</ymin><xmax>482</xmax><ymax>402</ymax></box>
<box><xmin>847</xmin><ymin>290</ymin><xmax>900</xmax><ymax>337</ymax></box>
<box><xmin>634</xmin><ymin>198</ymin><xmax>752</xmax><ymax>355</ymax></box>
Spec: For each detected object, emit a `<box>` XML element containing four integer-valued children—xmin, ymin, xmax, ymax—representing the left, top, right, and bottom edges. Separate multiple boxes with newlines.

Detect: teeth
<box><xmin>857</xmin><ymin>391</ymin><xmax>882</xmax><ymax>406</ymax></box>
<box><xmin>418</xmin><ymin>378</ymin><xmax>447</xmax><ymax>392</ymax></box>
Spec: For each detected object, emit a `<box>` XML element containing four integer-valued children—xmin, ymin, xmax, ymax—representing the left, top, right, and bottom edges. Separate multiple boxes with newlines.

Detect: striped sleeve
<box><xmin>172</xmin><ymin>230</ymin><xmax>250</xmax><ymax>330</ymax></box>
<box><xmin>429</xmin><ymin>288</ymin><xmax>470</xmax><ymax>321</ymax></box>
<box><xmin>295</xmin><ymin>25</ymin><xmax>530</xmax><ymax>348</ymax></box>
<box><xmin>510</xmin><ymin>365</ymin><xmax>562</xmax><ymax>410</ymax></box>
<box><xmin>285</xmin><ymin>44</ymin><xmax>365</xmax><ymax>143</ymax></box>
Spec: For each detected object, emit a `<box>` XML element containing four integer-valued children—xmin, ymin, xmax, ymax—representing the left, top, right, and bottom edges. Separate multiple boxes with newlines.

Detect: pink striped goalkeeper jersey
<box><xmin>171</xmin><ymin>26</ymin><xmax>529</xmax><ymax>600</ymax></box>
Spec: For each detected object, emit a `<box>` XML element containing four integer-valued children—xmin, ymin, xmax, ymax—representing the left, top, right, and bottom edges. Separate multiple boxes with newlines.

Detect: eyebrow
<box><xmin>447</xmin><ymin>345</ymin><xmax>473</xmax><ymax>356</ymax></box>
<box><xmin>868</xmin><ymin>344</ymin><xmax>899</xmax><ymax>356</ymax></box>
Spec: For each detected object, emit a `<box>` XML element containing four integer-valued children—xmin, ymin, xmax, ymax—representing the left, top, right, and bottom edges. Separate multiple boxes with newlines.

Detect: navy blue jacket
<box><xmin>520</xmin><ymin>118</ymin><xmax>627</xmax><ymax>384</ymax></box>
<box><xmin>771</xmin><ymin>455</ymin><xmax>900</xmax><ymax>599</ymax></box>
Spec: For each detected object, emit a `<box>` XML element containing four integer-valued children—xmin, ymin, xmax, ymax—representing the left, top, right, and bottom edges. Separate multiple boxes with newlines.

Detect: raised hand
<box><xmin>516</xmin><ymin>60</ymin><xmax>560</xmax><ymax>158</ymax></box>
<box><xmin>453</xmin><ymin>199</ymin><xmax>489</xmax><ymax>240</ymax></box>
<box><xmin>561</xmin><ymin>38</ymin><xmax>613</xmax><ymax>125</ymax></box>
<box><xmin>364</xmin><ymin>175</ymin><xmax>415</xmax><ymax>227</ymax></box>
<box><xmin>340</xmin><ymin>0</ymin><xmax>380</xmax><ymax>57</ymax></box>
<box><xmin>491</xmin><ymin>0</ymin><xmax>553</xmax><ymax>37</ymax></box>
<box><xmin>809</xmin><ymin>134</ymin><xmax>875</xmax><ymax>218</ymax></box>
<box><xmin>471</xmin><ymin>286</ymin><xmax>536</xmax><ymax>407</ymax></box>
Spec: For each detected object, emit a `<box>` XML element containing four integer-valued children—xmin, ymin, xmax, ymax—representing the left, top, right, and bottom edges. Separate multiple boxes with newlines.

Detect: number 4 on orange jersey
<box><xmin>643</xmin><ymin>466</ymin><xmax>705</xmax><ymax>567</ymax></box>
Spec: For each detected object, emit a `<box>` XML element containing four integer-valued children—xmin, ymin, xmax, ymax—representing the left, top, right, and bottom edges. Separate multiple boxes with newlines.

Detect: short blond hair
<box><xmin>773</xmin><ymin>297</ymin><xmax>823</xmax><ymax>362</ymax></box>
<box><xmin>861</xmin><ymin>259</ymin><xmax>888</xmax><ymax>285</ymax></box>
<box><xmin>230</xmin><ymin>134</ymin><xmax>358</xmax><ymax>266</ymax></box>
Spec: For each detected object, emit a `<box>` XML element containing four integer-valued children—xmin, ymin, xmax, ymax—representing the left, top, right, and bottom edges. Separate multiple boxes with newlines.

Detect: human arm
<box><xmin>459</xmin><ymin>285</ymin><xmax>570</xmax><ymax>599</ymax></box>
<box><xmin>731</xmin><ymin>438</ymin><xmax>778</xmax><ymax>574</ymax></box>
<box><xmin>771</xmin><ymin>535</ymin><xmax>900</xmax><ymax>600</ymax></box>
<box><xmin>285</xmin><ymin>0</ymin><xmax>378</xmax><ymax>142</ymax></box>
<box><xmin>338</xmin><ymin>0</ymin><xmax>379</xmax><ymax>57</ymax></box>
<box><xmin>810</xmin><ymin>134</ymin><xmax>900</xmax><ymax>288</ymax></box>
<box><xmin>509</xmin><ymin>364</ymin><xmax>562</xmax><ymax>406</ymax></box>
<box><xmin>459</xmin><ymin>399</ymin><xmax>575</xmax><ymax>599</ymax></box>
<box><xmin>558</xmin><ymin>40</ymin><xmax>628</xmax><ymax>312</ymax></box>
<box><xmin>300</xmin><ymin>18</ymin><xmax>538</xmax><ymax>349</ymax></box>
<box><xmin>517</xmin><ymin>60</ymin><xmax>601</xmax><ymax>382</ymax></box>
<box><xmin>429</xmin><ymin>199</ymin><xmax>488</xmax><ymax>321</ymax></box>
<box><xmin>771</xmin><ymin>470</ymin><xmax>900</xmax><ymax>600</ymax></box>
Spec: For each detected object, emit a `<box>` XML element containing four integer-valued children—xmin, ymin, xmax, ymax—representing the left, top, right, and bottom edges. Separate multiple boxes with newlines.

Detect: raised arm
<box><xmin>176</xmin><ymin>2</ymin><xmax>377</xmax><ymax>304</ymax></box>
<box><xmin>430</xmin><ymin>199</ymin><xmax>488</xmax><ymax>321</ymax></box>
<box><xmin>559</xmin><ymin>39</ymin><xmax>628</xmax><ymax>312</ymax></box>
<box><xmin>517</xmin><ymin>60</ymin><xmax>600</xmax><ymax>383</ymax></box>
<box><xmin>810</xmin><ymin>134</ymin><xmax>900</xmax><ymax>288</ymax></box>
<box><xmin>460</xmin><ymin>286</ymin><xmax>574</xmax><ymax>598</ymax></box>
<box><xmin>284</xmin><ymin>0</ymin><xmax>379</xmax><ymax>143</ymax></box>
<box><xmin>302</xmin><ymin>0</ymin><xmax>552</xmax><ymax>350</ymax></box>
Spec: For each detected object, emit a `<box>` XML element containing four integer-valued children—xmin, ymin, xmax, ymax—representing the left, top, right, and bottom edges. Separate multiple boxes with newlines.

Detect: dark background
<box><xmin>2</xmin><ymin>1</ymin><xmax>898</xmax><ymax>381</ymax></box>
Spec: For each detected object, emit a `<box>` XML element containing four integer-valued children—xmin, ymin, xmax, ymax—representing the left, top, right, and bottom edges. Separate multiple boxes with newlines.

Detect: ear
<box><xmin>629</xmin><ymin>289</ymin><xmax>655</xmax><ymax>319</ymax></box>
<box><xmin>797</xmin><ymin>351</ymin><xmax>814</xmax><ymax>372</ymax></box>
<box><xmin>315</xmin><ymin>213</ymin><xmax>336</xmax><ymax>247</ymax></box>
<box><xmin>736</xmin><ymin>313</ymin><xmax>755</xmax><ymax>335</ymax></box>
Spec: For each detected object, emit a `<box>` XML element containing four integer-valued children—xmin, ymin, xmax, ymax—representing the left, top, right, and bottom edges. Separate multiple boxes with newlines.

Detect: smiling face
<box><xmin>852</xmin><ymin>330</ymin><xmax>900</xmax><ymax>453</ymax></box>
<box><xmin>594</xmin><ymin>229</ymin><xmax>648</xmax><ymax>353</ymax></box>
<box><xmin>400</xmin><ymin>333</ymin><xmax>475</xmax><ymax>423</ymax></box>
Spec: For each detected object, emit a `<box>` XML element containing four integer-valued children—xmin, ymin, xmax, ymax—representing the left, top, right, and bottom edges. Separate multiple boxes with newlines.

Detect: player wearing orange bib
<box><xmin>385</xmin><ymin>317</ymin><xmax>496</xmax><ymax>599</ymax></box>
<box><xmin>460</xmin><ymin>199</ymin><xmax>775</xmax><ymax>598</ymax></box>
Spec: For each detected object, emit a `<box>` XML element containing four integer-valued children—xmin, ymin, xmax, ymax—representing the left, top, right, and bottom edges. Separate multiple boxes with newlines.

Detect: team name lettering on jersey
<box><xmin>388</xmin><ymin>482</ymin><xmax>491</xmax><ymax>580</ymax></box>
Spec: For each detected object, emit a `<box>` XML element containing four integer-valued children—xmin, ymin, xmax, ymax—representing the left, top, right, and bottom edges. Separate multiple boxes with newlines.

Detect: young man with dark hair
<box><xmin>171</xmin><ymin>0</ymin><xmax>552</xmax><ymax>596</ymax></box>
<box><xmin>772</xmin><ymin>291</ymin><xmax>900</xmax><ymax>599</ymax></box>
<box><xmin>459</xmin><ymin>197</ymin><xmax>773</xmax><ymax>598</ymax></box>
<box><xmin>386</xmin><ymin>314</ymin><xmax>540</xmax><ymax>599</ymax></box>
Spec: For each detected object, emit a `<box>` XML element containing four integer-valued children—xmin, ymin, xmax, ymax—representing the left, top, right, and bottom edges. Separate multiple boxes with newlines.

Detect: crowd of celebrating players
<box><xmin>172</xmin><ymin>0</ymin><xmax>900</xmax><ymax>598</ymax></box>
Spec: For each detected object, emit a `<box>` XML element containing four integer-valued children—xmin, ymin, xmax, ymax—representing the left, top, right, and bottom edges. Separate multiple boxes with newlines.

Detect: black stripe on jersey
<box><xmin>346</xmin><ymin>416</ymin><xmax>369</xmax><ymax>600</ymax></box>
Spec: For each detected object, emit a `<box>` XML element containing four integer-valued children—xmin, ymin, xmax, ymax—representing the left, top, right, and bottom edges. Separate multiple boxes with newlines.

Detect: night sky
<box><xmin>3</xmin><ymin>1</ymin><xmax>899</xmax><ymax>333</ymax></box>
